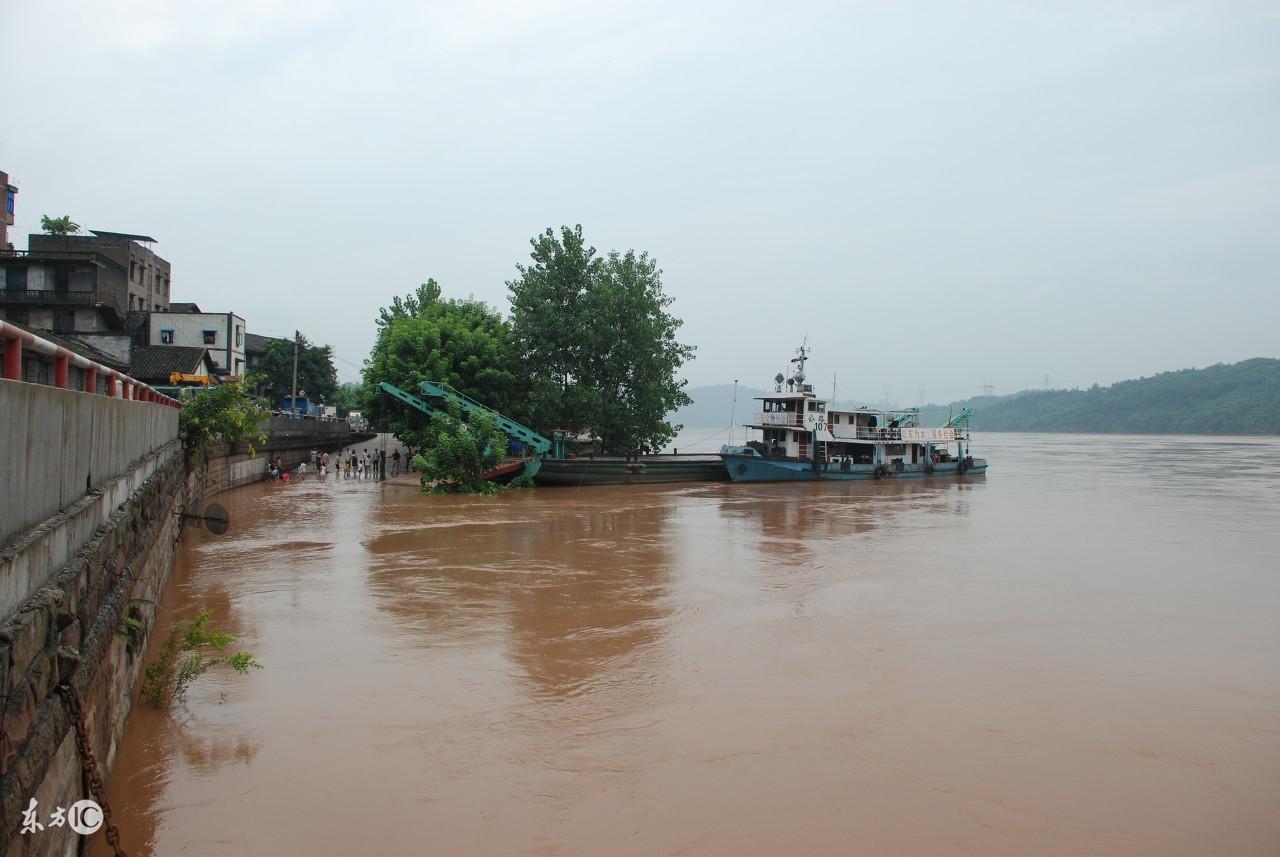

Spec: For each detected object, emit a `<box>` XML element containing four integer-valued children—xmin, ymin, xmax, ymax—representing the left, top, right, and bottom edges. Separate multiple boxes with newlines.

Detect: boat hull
<box><xmin>533</xmin><ymin>455</ymin><xmax>728</xmax><ymax>486</ymax></box>
<box><xmin>721</xmin><ymin>453</ymin><xmax>988</xmax><ymax>482</ymax></box>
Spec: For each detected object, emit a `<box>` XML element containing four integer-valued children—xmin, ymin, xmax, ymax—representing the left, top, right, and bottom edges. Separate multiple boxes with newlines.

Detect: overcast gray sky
<box><xmin>3</xmin><ymin>0</ymin><xmax>1277</xmax><ymax>404</ymax></box>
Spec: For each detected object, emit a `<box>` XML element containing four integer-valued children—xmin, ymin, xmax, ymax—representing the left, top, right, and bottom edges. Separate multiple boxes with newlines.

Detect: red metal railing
<box><xmin>0</xmin><ymin>320</ymin><xmax>182</xmax><ymax>408</ymax></box>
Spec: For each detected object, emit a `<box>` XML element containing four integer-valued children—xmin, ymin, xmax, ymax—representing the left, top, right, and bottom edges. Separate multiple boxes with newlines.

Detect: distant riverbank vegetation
<box><xmin>920</xmin><ymin>358</ymin><xmax>1280</xmax><ymax>435</ymax></box>
<box><xmin>672</xmin><ymin>359</ymin><xmax>1279</xmax><ymax>437</ymax></box>
<box><xmin>363</xmin><ymin>225</ymin><xmax>695</xmax><ymax>465</ymax></box>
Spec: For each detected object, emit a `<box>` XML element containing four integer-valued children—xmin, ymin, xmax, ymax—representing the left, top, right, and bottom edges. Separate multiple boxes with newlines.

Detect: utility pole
<box><xmin>291</xmin><ymin>330</ymin><xmax>300</xmax><ymax>417</ymax></box>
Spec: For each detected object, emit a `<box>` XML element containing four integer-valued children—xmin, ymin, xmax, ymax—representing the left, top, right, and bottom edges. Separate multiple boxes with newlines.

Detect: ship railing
<box><xmin>828</xmin><ymin>427</ymin><xmax>905</xmax><ymax>441</ymax></box>
<box><xmin>828</xmin><ymin>427</ymin><xmax>969</xmax><ymax>442</ymax></box>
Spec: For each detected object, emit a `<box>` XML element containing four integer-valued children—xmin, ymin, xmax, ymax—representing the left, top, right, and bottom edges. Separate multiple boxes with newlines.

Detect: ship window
<box><xmin>832</xmin><ymin>414</ymin><xmax>840</xmax><ymax>424</ymax></box>
<box><xmin>202</xmin><ymin>329</ymin><xmax>216</xmax><ymax>344</ymax></box>
<box><xmin>160</xmin><ymin>328</ymin><xmax>174</xmax><ymax>344</ymax></box>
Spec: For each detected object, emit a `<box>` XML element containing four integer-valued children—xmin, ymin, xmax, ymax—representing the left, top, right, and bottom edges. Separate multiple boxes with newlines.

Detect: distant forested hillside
<box><xmin>920</xmin><ymin>358</ymin><xmax>1280</xmax><ymax>434</ymax></box>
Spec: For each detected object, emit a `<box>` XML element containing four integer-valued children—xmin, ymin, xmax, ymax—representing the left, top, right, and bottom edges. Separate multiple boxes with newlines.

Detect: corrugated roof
<box><xmin>88</xmin><ymin>229</ymin><xmax>158</xmax><ymax>243</ymax></box>
<box><xmin>130</xmin><ymin>346</ymin><xmax>211</xmax><ymax>381</ymax></box>
<box><xmin>245</xmin><ymin>332</ymin><xmax>288</xmax><ymax>354</ymax></box>
<box><xmin>7</xmin><ymin>326</ymin><xmax>130</xmax><ymax>371</ymax></box>
<box><xmin>167</xmin><ymin>302</ymin><xmax>202</xmax><ymax>314</ymax></box>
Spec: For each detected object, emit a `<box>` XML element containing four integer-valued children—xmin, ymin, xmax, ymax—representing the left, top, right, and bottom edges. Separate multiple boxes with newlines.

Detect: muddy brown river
<box><xmin>95</xmin><ymin>433</ymin><xmax>1280</xmax><ymax>856</ymax></box>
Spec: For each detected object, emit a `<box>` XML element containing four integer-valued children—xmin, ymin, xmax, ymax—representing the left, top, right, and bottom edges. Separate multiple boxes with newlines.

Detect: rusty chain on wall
<box><xmin>56</xmin><ymin>683</ymin><xmax>128</xmax><ymax>857</ymax></box>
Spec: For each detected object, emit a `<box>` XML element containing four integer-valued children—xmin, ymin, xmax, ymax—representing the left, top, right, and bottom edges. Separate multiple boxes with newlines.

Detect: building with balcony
<box><xmin>24</xmin><ymin>230</ymin><xmax>171</xmax><ymax>313</ymax></box>
<box><xmin>0</xmin><ymin>228</ymin><xmax>176</xmax><ymax>367</ymax></box>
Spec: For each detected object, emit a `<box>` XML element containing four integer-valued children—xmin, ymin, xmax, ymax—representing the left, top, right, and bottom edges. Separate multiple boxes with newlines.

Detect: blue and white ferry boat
<box><xmin>720</xmin><ymin>345</ymin><xmax>988</xmax><ymax>482</ymax></box>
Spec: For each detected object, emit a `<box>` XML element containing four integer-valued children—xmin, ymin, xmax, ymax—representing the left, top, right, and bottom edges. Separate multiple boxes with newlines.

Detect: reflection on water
<box><xmin>96</xmin><ymin>434</ymin><xmax>1280</xmax><ymax>857</ymax></box>
<box><xmin>366</xmin><ymin>493</ymin><xmax>674</xmax><ymax>699</ymax></box>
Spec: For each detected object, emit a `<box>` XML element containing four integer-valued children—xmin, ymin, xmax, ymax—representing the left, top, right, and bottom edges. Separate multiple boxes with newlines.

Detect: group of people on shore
<box><xmin>266</xmin><ymin>447</ymin><xmax>404</xmax><ymax>481</ymax></box>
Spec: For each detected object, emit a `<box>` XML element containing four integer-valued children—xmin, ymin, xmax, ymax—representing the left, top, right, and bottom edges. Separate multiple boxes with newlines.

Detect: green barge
<box><xmin>378</xmin><ymin>380</ymin><xmax>726</xmax><ymax>486</ymax></box>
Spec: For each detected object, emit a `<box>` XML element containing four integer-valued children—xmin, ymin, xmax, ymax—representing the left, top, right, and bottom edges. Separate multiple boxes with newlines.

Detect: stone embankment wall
<box><xmin>198</xmin><ymin>415</ymin><xmax>361</xmax><ymax>497</ymax></box>
<box><xmin>0</xmin><ymin>385</ymin><xmax>356</xmax><ymax>857</ymax></box>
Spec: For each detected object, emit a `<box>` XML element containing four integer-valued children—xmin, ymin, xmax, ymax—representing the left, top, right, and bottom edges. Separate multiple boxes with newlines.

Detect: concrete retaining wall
<box><xmin>0</xmin><ymin>408</ymin><xmax>359</xmax><ymax>857</ymax></box>
<box><xmin>0</xmin><ymin>451</ymin><xmax>190</xmax><ymax>857</ymax></box>
<box><xmin>0</xmin><ymin>380</ymin><xmax>178</xmax><ymax>552</ymax></box>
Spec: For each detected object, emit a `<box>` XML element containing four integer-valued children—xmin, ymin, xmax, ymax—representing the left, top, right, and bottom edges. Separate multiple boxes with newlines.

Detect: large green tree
<box><xmin>363</xmin><ymin>280</ymin><xmax>521</xmax><ymax>450</ymax></box>
<box><xmin>508</xmin><ymin>226</ymin><xmax>695</xmax><ymax>453</ymax></box>
<box><xmin>580</xmin><ymin>250</ymin><xmax>695</xmax><ymax>452</ymax></box>
<box><xmin>506</xmin><ymin>226</ymin><xmax>602</xmax><ymax>434</ymax></box>
<box><xmin>252</xmin><ymin>335</ymin><xmax>338</xmax><ymax>407</ymax></box>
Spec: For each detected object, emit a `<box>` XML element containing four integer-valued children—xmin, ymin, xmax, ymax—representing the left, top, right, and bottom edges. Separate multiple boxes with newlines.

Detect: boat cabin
<box><xmin>742</xmin><ymin>344</ymin><xmax>969</xmax><ymax>470</ymax></box>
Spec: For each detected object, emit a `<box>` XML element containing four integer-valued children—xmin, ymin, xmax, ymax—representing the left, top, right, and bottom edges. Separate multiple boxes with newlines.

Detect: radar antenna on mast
<box><xmin>789</xmin><ymin>340</ymin><xmax>809</xmax><ymax>386</ymax></box>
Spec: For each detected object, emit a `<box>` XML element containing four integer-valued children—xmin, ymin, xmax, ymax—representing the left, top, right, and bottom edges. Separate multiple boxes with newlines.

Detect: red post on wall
<box><xmin>3</xmin><ymin>339</ymin><xmax>21</xmax><ymax>381</ymax></box>
<box><xmin>54</xmin><ymin>353</ymin><xmax>69</xmax><ymax>389</ymax></box>
<box><xmin>84</xmin><ymin>365</ymin><xmax>96</xmax><ymax>393</ymax></box>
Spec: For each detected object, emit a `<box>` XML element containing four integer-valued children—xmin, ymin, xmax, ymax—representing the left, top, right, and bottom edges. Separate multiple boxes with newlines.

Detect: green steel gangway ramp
<box><xmin>378</xmin><ymin>380</ymin><xmax>556</xmax><ymax>457</ymax></box>
<box><xmin>378</xmin><ymin>381</ymin><xmax>442</xmax><ymax>418</ymax></box>
<box><xmin>417</xmin><ymin>380</ymin><xmax>553</xmax><ymax>456</ymax></box>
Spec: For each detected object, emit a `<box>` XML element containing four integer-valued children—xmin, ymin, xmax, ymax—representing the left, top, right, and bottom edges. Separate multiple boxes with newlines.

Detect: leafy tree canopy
<box><xmin>411</xmin><ymin>400</ymin><xmax>508</xmax><ymax>494</ymax></box>
<box><xmin>364</xmin><ymin>280</ymin><xmax>521</xmax><ymax>450</ymax></box>
<box><xmin>252</xmin><ymin>334</ymin><xmax>338</xmax><ymax>407</ymax></box>
<box><xmin>508</xmin><ymin>225</ymin><xmax>694</xmax><ymax>453</ymax></box>
<box><xmin>178</xmin><ymin>382</ymin><xmax>267</xmax><ymax>457</ymax></box>
<box><xmin>40</xmin><ymin>215</ymin><xmax>81</xmax><ymax>236</ymax></box>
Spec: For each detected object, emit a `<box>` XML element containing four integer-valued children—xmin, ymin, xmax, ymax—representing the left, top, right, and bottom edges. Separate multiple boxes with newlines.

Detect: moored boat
<box><xmin>720</xmin><ymin>345</ymin><xmax>988</xmax><ymax>482</ymax></box>
<box><xmin>533</xmin><ymin>454</ymin><xmax>727</xmax><ymax>486</ymax></box>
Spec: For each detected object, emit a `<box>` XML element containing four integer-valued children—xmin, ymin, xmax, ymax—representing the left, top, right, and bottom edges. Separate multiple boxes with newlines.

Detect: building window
<box><xmin>53</xmin><ymin>310</ymin><xmax>74</xmax><ymax>333</ymax></box>
<box><xmin>4</xmin><ymin>267</ymin><xmax>27</xmax><ymax>291</ymax></box>
<box><xmin>160</xmin><ymin>328</ymin><xmax>174</xmax><ymax>344</ymax></box>
<box><xmin>4</xmin><ymin>190</ymin><xmax>13</xmax><ymax>216</ymax></box>
<box><xmin>235</xmin><ymin>325</ymin><xmax>242</xmax><ymax>347</ymax></box>
<box><xmin>6</xmin><ymin>307</ymin><xmax>28</xmax><ymax>325</ymax></box>
<box><xmin>130</xmin><ymin>260</ymin><xmax>137</xmax><ymax>282</ymax></box>
<box><xmin>202</xmin><ymin>329</ymin><xmax>216</xmax><ymax>344</ymax></box>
